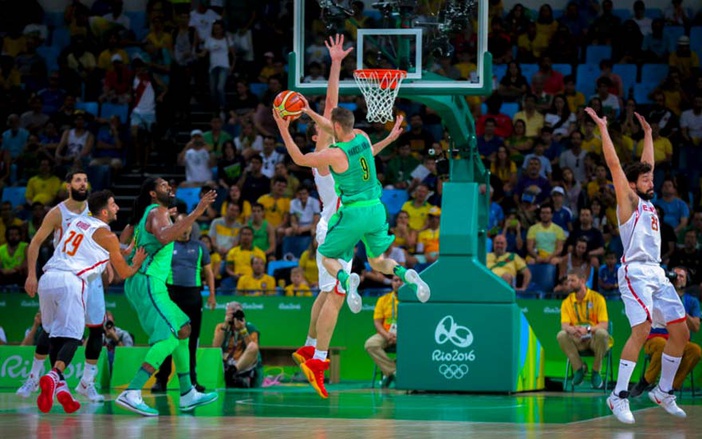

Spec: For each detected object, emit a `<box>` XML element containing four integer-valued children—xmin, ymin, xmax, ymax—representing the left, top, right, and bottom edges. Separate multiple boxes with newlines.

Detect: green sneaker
<box><xmin>572</xmin><ymin>367</ymin><xmax>585</xmax><ymax>386</ymax></box>
<box><xmin>179</xmin><ymin>387</ymin><xmax>218</xmax><ymax>411</ymax></box>
<box><xmin>591</xmin><ymin>371</ymin><xmax>603</xmax><ymax>389</ymax></box>
<box><xmin>116</xmin><ymin>390</ymin><xmax>159</xmax><ymax>417</ymax></box>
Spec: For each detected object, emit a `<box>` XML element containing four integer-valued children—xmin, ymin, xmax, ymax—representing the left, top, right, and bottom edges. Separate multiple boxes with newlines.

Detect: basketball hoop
<box><xmin>353</xmin><ymin>69</ymin><xmax>407</xmax><ymax>124</ymax></box>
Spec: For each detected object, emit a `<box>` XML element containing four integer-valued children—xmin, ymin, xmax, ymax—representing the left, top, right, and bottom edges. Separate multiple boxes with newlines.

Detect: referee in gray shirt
<box><xmin>153</xmin><ymin>214</ymin><xmax>217</xmax><ymax>392</ymax></box>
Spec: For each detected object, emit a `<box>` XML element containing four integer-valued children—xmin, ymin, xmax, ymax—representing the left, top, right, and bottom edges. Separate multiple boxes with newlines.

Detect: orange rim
<box><xmin>354</xmin><ymin>69</ymin><xmax>407</xmax><ymax>90</ymax></box>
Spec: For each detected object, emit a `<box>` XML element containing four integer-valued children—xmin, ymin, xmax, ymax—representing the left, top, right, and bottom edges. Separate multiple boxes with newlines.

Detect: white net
<box><xmin>353</xmin><ymin>69</ymin><xmax>407</xmax><ymax>124</ymax></box>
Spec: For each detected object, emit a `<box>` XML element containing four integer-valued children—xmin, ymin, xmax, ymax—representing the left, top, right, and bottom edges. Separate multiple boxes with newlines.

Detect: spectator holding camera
<box><xmin>212</xmin><ymin>302</ymin><xmax>263</xmax><ymax>388</ymax></box>
<box><xmin>103</xmin><ymin>311</ymin><xmax>134</xmax><ymax>371</ymax></box>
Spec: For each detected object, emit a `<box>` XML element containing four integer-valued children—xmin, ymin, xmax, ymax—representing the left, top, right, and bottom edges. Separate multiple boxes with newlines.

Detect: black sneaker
<box><xmin>150</xmin><ymin>381</ymin><xmax>167</xmax><ymax>393</ymax></box>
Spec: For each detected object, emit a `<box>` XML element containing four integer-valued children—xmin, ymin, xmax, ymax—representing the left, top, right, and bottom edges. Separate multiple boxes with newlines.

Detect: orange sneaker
<box><xmin>301</xmin><ymin>358</ymin><xmax>330</xmax><ymax>399</ymax></box>
<box><xmin>292</xmin><ymin>346</ymin><xmax>315</xmax><ymax>367</ymax></box>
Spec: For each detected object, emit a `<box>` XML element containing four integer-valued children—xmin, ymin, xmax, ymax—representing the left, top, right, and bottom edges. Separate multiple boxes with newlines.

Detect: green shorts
<box><xmin>318</xmin><ymin>201</ymin><xmax>394</xmax><ymax>261</ymax></box>
<box><xmin>124</xmin><ymin>273</ymin><xmax>190</xmax><ymax>345</ymax></box>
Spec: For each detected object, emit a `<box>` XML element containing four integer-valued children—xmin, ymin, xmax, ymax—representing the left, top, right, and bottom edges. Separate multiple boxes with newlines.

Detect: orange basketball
<box><xmin>273</xmin><ymin>90</ymin><xmax>305</xmax><ymax>121</ymax></box>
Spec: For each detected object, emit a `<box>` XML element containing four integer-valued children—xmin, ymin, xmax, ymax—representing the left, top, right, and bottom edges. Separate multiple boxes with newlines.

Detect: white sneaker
<box><xmin>345</xmin><ymin>273</ymin><xmax>362</xmax><ymax>314</ymax></box>
<box><xmin>648</xmin><ymin>386</ymin><xmax>687</xmax><ymax>418</ymax></box>
<box><xmin>116</xmin><ymin>390</ymin><xmax>159</xmax><ymax>417</ymax></box>
<box><xmin>607</xmin><ymin>392</ymin><xmax>635</xmax><ymax>424</ymax></box>
<box><xmin>75</xmin><ymin>380</ymin><xmax>105</xmax><ymax>403</ymax></box>
<box><xmin>405</xmin><ymin>269</ymin><xmax>431</xmax><ymax>303</ymax></box>
<box><xmin>16</xmin><ymin>377</ymin><xmax>39</xmax><ymax>398</ymax></box>
<box><xmin>179</xmin><ymin>387</ymin><xmax>218</xmax><ymax>411</ymax></box>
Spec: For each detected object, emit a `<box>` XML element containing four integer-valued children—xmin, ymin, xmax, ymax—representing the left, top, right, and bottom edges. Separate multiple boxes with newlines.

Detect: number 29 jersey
<box><xmin>618</xmin><ymin>198</ymin><xmax>661</xmax><ymax>265</ymax></box>
<box><xmin>44</xmin><ymin>215</ymin><xmax>110</xmax><ymax>283</ymax></box>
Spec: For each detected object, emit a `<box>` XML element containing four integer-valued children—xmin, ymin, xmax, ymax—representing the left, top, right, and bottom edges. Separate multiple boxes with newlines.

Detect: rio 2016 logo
<box><xmin>1</xmin><ymin>355</ymin><xmax>82</xmax><ymax>380</ymax></box>
<box><xmin>432</xmin><ymin>315</ymin><xmax>476</xmax><ymax>380</ymax></box>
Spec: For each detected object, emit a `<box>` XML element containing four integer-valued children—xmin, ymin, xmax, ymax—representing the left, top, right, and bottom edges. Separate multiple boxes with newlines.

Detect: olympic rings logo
<box><xmin>434</xmin><ymin>316</ymin><xmax>473</xmax><ymax>348</ymax></box>
<box><xmin>439</xmin><ymin>364</ymin><xmax>469</xmax><ymax>379</ymax></box>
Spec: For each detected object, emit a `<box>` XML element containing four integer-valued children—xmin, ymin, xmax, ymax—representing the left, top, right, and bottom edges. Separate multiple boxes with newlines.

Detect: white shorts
<box><xmin>85</xmin><ymin>276</ymin><xmax>106</xmax><ymax>327</ymax></box>
<box><xmin>316</xmin><ymin>220</ymin><xmax>352</xmax><ymax>293</ymax></box>
<box><xmin>38</xmin><ymin>271</ymin><xmax>86</xmax><ymax>340</ymax></box>
<box><xmin>618</xmin><ymin>264</ymin><xmax>686</xmax><ymax>327</ymax></box>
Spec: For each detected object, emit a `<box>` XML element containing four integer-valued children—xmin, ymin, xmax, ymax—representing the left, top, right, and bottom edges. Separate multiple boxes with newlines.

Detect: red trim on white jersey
<box><xmin>624</xmin><ymin>265</ymin><xmax>651</xmax><ymax>322</ymax></box>
<box><xmin>76</xmin><ymin>259</ymin><xmax>110</xmax><ymax>277</ymax></box>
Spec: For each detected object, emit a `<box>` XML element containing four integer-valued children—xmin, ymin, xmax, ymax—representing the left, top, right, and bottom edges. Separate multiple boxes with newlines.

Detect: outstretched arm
<box><xmin>273</xmin><ymin>109</ymin><xmax>339</xmax><ymax>169</ymax></box>
<box><xmin>635</xmin><ymin>112</ymin><xmax>654</xmax><ymax>171</ymax></box>
<box><xmin>371</xmin><ymin>115</ymin><xmax>404</xmax><ymax>156</ymax></box>
<box><xmin>149</xmin><ymin>191</ymin><xmax>217</xmax><ymax>244</ymax></box>
<box><xmin>585</xmin><ymin>108</ymin><xmax>637</xmax><ymax>223</ymax></box>
<box><xmin>317</xmin><ymin>34</ymin><xmax>354</xmax><ymax>151</ymax></box>
<box><xmin>301</xmin><ymin>95</ymin><xmax>334</xmax><ymax>135</ymax></box>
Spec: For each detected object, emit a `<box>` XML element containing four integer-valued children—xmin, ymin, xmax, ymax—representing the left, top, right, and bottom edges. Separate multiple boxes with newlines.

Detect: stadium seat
<box><xmin>267</xmin><ymin>260</ymin><xmax>298</xmax><ymax>276</ymax></box>
<box><xmin>76</xmin><ymin>101</ymin><xmax>99</xmax><ymax>117</ymax></box>
<box><xmin>50</xmin><ymin>28</ymin><xmax>70</xmax><ymax>50</ymax></box>
<box><xmin>612</xmin><ymin>9</ymin><xmax>629</xmax><ymax>22</ymax></box>
<box><xmin>44</xmin><ymin>11</ymin><xmax>65</xmax><ymax>29</ymax></box>
<box><xmin>691</xmin><ymin>27</ymin><xmax>702</xmax><ymax>58</ymax></box>
<box><xmin>520</xmin><ymin>63</ymin><xmax>539</xmax><ymax>84</ymax></box>
<box><xmin>249</xmin><ymin>82</ymin><xmax>268</xmax><ymax>99</ymax></box>
<box><xmin>125</xmin><ymin>11</ymin><xmax>148</xmax><ymax>41</ymax></box>
<box><xmin>500</xmin><ymin>102</ymin><xmax>520</xmax><ymax>119</ymax></box>
<box><xmin>525</xmin><ymin>263</ymin><xmax>556</xmax><ymax>296</ymax></box>
<box><xmin>612</xmin><ymin>64</ymin><xmax>637</xmax><ymax>97</ymax></box>
<box><xmin>100</xmin><ymin>102</ymin><xmax>129</xmax><ymax>123</ymax></box>
<box><xmin>492</xmin><ymin>64</ymin><xmax>507</xmax><ymax>82</ymax></box>
<box><xmin>633</xmin><ymin>82</ymin><xmax>656</xmax><ymax>104</ymax></box>
<box><xmin>552</xmin><ymin>63</ymin><xmax>572</xmax><ymax>77</ymax></box>
<box><xmin>380</xmin><ymin>189</ymin><xmax>409</xmax><ymax>218</ymax></box>
<box><xmin>338</xmin><ymin>102</ymin><xmax>358</xmax><ymax>112</ymax></box>
<box><xmin>175</xmin><ymin>187</ymin><xmax>201</xmax><ymax>213</ymax></box>
<box><xmin>641</xmin><ymin>64</ymin><xmax>668</xmax><ymax>85</ymax></box>
<box><xmin>646</xmin><ymin>8</ymin><xmax>662</xmax><ymax>19</ymax></box>
<box><xmin>37</xmin><ymin>46</ymin><xmax>60</xmax><ymax>73</ymax></box>
<box><xmin>282</xmin><ymin>236</ymin><xmax>312</xmax><ymax>259</ymax></box>
<box><xmin>662</xmin><ymin>26</ymin><xmax>685</xmax><ymax>53</ymax></box>
<box><xmin>1</xmin><ymin>187</ymin><xmax>27</xmax><ymax>208</ymax></box>
<box><xmin>575</xmin><ymin>64</ymin><xmax>600</xmax><ymax>96</ymax></box>
<box><xmin>585</xmin><ymin>46</ymin><xmax>612</xmax><ymax>65</ymax></box>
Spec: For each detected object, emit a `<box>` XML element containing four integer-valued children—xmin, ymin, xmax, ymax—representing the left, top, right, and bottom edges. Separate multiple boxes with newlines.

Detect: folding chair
<box><xmin>564</xmin><ymin>322</ymin><xmax>614</xmax><ymax>393</ymax></box>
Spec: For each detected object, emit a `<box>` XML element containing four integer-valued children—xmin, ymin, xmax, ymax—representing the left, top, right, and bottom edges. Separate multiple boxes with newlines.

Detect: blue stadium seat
<box><xmin>575</xmin><ymin>63</ymin><xmax>600</xmax><ymax>96</ymax></box>
<box><xmin>175</xmin><ymin>187</ymin><xmax>201</xmax><ymax>213</ymax></box>
<box><xmin>338</xmin><ymin>102</ymin><xmax>358</xmax><ymax>112</ymax></box>
<box><xmin>552</xmin><ymin>63</ymin><xmax>572</xmax><ymax>77</ymax></box>
<box><xmin>76</xmin><ymin>101</ymin><xmax>99</xmax><ymax>116</ymax></box>
<box><xmin>100</xmin><ymin>102</ymin><xmax>129</xmax><ymax>123</ymax></box>
<box><xmin>641</xmin><ymin>64</ymin><xmax>668</xmax><ymax>85</ymax></box>
<box><xmin>612</xmin><ymin>64</ymin><xmax>637</xmax><ymax>97</ymax></box>
<box><xmin>267</xmin><ymin>260</ymin><xmax>298</xmax><ymax>276</ymax></box>
<box><xmin>612</xmin><ymin>9</ymin><xmax>630</xmax><ymax>22</ymax></box>
<box><xmin>50</xmin><ymin>28</ymin><xmax>71</xmax><ymax>50</ymax></box>
<box><xmin>1</xmin><ymin>187</ymin><xmax>27</xmax><ymax>208</ymax></box>
<box><xmin>585</xmin><ymin>46</ymin><xmax>612</xmax><ymax>65</ymax></box>
<box><xmin>380</xmin><ymin>189</ymin><xmax>409</xmax><ymax>218</ymax></box>
<box><xmin>500</xmin><ymin>102</ymin><xmax>520</xmax><ymax>119</ymax></box>
<box><xmin>125</xmin><ymin>11</ymin><xmax>148</xmax><ymax>41</ymax></box>
<box><xmin>691</xmin><ymin>27</ymin><xmax>702</xmax><ymax>58</ymax></box>
<box><xmin>662</xmin><ymin>26</ymin><xmax>685</xmax><ymax>53</ymax></box>
<box><xmin>250</xmin><ymin>82</ymin><xmax>268</xmax><ymax>99</ymax></box>
<box><xmin>633</xmin><ymin>82</ymin><xmax>657</xmax><ymax>104</ymax></box>
<box><xmin>37</xmin><ymin>46</ymin><xmax>60</xmax><ymax>73</ymax></box>
<box><xmin>520</xmin><ymin>63</ymin><xmax>539</xmax><ymax>84</ymax></box>
<box><xmin>44</xmin><ymin>12</ymin><xmax>65</xmax><ymax>29</ymax></box>
<box><xmin>282</xmin><ymin>236</ymin><xmax>312</xmax><ymax>259</ymax></box>
<box><xmin>492</xmin><ymin>64</ymin><xmax>507</xmax><ymax>82</ymax></box>
<box><xmin>526</xmin><ymin>263</ymin><xmax>556</xmax><ymax>296</ymax></box>
<box><xmin>646</xmin><ymin>8</ymin><xmax>662</xmax><ymax>19</ymax></box>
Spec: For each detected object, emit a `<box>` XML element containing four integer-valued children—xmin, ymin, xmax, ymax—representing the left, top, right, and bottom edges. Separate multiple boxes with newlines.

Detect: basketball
<box><xmin>273</xmin><ymin>90</ymin><xmax>305</xmax><ymax>121</ymax></box>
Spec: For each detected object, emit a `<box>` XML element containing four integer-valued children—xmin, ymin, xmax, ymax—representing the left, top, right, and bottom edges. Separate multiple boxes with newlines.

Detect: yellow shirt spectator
<box><xmin>97</xmin><ymin>49</ymin><xmax>130</xmax><ymax>71</ymax></box>
<box><xmin>581</xmin><ymin>136</ymin><xmax>602</xmax><ymax>155</ymax></box>
<box><xmin>237</xmin><ymin>274</ymin><xmax>276</xmax><ymax>295</ymax></box>
<box><xmin>653</xmin><ymin>136</ymin><xmax>673</xmax><ymax>164</ymax></box>
<box><xmin>401</xmin><ymin>201</ymin><xmax>432</xmax><ymax>231</ymax></box>
<box><xmin>257</xmin><ymin>194</ymin><xmax>290</xmax><ymax>228</ymax></box>
<box><xmin>587</xmin><ymin>179</ymin><xmax>613</xmax><ymax>199</ymax></box>
<box><xmin>527</xmin><ymin>222</ymin><xmax>566</xmax><ymax>257</ymax></box>
<box><xmin>210</xmin><ymin>252</ymin><xmax>222</xmax><ymax>280</ymax></box>
<box><xmin>25</xmin><ymin>174</ymin><xmax>62</xmax><ymax>205</ymax></box>
<box><xmin>220</xmin><ymin>199</ymin><xmax>252</xmax><ymax>223</ymax></box>
<box><xmin>517</xmin><ymin>33</ymin><xmax>550</xmax><ymax>60</ymax></box>
<box><xmin>417</xmin><ymin>228</ymin><xmax>440</xmax><ymax>255</ymax></box>
<box><xmin>669</xmin><ymin>50</ymin><xmax>699</xmax><ymax>81</ymax></box>
<box><xmin>487</xmin><ymin>251</ymin><xmax>527</xmax><ymax>280</ymax></box>
<box><xmin>285</xmin><ymin>283</ymin><xmax>313</xmax><ymax>297</ymax></box>
<box><xmin>513</xmin><ymin>111</ymin><xmax>545</xmax><ymax>137</ymax></box>
<box><xmin>226</xmin><ymin>246</ymin><xmax>266</xmax><ymax>277</ymax></box>
<box><xmin>560</xmin><ymin>288</ymin><xmax>613</xmax><ymax>348</ymax></box>
<box><xmin>298</xmin><ymin>249</ymin><xmax>319</xmax><ymax>286</ymax></box>
<box><xmin>0</xmin><ymin>218</ymin><xmax>24</xmax><ymax>246</ymax></box>
<box><xmin>374</xmin><ymin>291</ymin><xmax>399</xmax><ymax>331</ymax></box>
<box><xmin>566</xmin><ymin>92</ymin><xmax>586</xmax><ymax>114</ymax></box>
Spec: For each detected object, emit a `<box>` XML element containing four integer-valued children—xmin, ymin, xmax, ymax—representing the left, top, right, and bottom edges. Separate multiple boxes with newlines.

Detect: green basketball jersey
<box><xmin>131</xmin><ymin>204</ymin><xmax>174</xmax><ymax>282</ymax></box>
<box><xmin>330</xmin><ymin>134</ymin><xmax>381</xmax><ymax>205</ymax></box>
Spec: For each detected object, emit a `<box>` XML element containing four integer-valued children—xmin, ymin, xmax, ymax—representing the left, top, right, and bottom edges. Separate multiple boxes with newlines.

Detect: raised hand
<box><xmin>272</xmin><ymin>107</ymin><xmax>290</xmax><ymax>130</ymax></box>
<box><xmin>634</xmin><ymin>112</ymin><xmax>652</xmax><ymax>134</ymax></box>
<box><xmin>132</xmin><ymin>247</ymin><xmax>148</xmax><ymax>267</ymax></box>
<box><xmin>584</xmin><ymin>107</ymin><xmax>607</xmax><ymax>127</ymax></box>
<box><xmin>389</xmin><ymin>115</ymin><xmax>405</xmax><ymax>140</ymax></box>
<box><xmin>326</xmin><ymin>34</ymin><xmax>353</xmax><ymax>63</ymax></box>
<box><xmin>196</xmin><ymin>190</ymin><xmax>217</xmax><ymax>212</ymax></box>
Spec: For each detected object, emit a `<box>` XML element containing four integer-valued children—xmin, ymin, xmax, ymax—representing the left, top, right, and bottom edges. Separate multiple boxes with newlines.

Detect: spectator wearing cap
<box><xmin>550</xmin><ymin>186</ymin><xmax>573</xmax><ymax>236</ymax></box>
<box><xmin>417</xmin><ymin>206</ymin><xmax>441</xmax><ymax>264</ymax></box>
<box><xmin>669</xmin><ymin>35</ymin><xmax>699</xmax><ymax>81</ymax></box>
<box><xmin>258</xmin><ymin>51</ymin><xmax>277</xmax><ymax>83</ymax></box>
<box><xmin>178</xmin><ymin>129</ymin><xmax>215</xmax><ymax>187</ymax></box>
<box><xmin>100</xmin><ymin>53</ymin><xmax>133</xmax><ymax>104</ymax></box>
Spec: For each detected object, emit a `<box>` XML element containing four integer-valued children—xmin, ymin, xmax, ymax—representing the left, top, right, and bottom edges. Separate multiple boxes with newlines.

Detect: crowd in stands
<box><xmin>0</xmin><ymin>0</ymin><xmax>701</xmax><ymax>299</ymax></box>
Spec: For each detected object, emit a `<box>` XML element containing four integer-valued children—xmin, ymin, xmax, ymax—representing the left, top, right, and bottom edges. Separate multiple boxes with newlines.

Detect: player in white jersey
<box><xmin>289</xmin><ymin>35</ymin><xmax>404</xmax><ymax>371</ymax></box>
<box><xmin>36</xmin><ymin>190</ymin><xmax>146</xmax><ymax>414</ymax></box>
<box><xmin>586</xmin><ymin>108</ymin><xmax>688</xmax><ymax>424</ymax></box>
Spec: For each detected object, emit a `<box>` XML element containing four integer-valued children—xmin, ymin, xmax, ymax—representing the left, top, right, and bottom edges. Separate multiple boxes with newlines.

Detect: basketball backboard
<box><xmin>290</xmin><ymin>0</ymin><xmax>492</xmax><ymax>97</ymax></box>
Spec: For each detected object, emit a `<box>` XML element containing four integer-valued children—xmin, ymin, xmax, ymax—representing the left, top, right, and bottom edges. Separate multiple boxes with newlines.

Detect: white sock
<box><xmin>30</xmin><ymin>357</ymin><xmax>45</xmax><ymax>379</ymax></box>
<box><xmin>82</xmin><ymin>363</ymin><xmax>98</xmax><ymax>383</ymax></box>
<box><xmin>614</xmin><ymin>360</ymin><xmax>636</xmax><ymax>395</ymax></box>
<box><xmin>658</xmin><ymin>354</ymin><xmax>682</xmax><ymax>393</ymax></box>
<box><xmin>305</xmin><ymin>336</ymin><xmax>317</xmax><ymax>347</ymax></box>
<box><xmin>313</xmin><ymin>349</ymin><xmax>328</xmax><ymax>361</ymax></box>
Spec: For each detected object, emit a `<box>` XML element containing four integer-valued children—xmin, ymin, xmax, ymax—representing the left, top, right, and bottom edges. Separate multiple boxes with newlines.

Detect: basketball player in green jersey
<box><xmin>273</xmin><ymin>105</ymin><xmax>430</xmax><ymax>398</ymax></box>
<box><xmin>116</xmin><ymin>178</ymin><xmax>218</xmax><ymax>416</ymax></box>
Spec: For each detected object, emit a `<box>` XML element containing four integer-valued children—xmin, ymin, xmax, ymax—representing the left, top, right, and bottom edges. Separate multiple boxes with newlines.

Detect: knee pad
<box><xmin>85</xmin><ymin>326</ymin><xmax>104</xmax><ymax>360</ymax></box>
<box><xmin>55</xmin><ymin>337</ymin><xmax>81</xmax><ymax>365</ymax></box>
<box><xmin>36</xmin><ymin>330</ymin><xmax>50</xmax><ymax>356</ymax></box>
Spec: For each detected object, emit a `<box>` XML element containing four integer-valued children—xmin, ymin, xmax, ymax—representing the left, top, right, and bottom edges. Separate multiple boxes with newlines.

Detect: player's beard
<box><xmin>71</xmin><ymin>187</ymin><xmax>89</xmax><ymax>202</ymax></box>
<box><xmin>155</xmin><ymin>190</ymin><xmax>173</xmax><ymax>206</ymax></box>
<box><xmin>636</xmin><ymin>188</ymin><xmax>655</xmax><ymax>201</ymax></box>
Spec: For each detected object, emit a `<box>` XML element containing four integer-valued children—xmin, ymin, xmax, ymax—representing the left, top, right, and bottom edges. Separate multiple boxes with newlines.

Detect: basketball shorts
<box><xmin>318</xmin><ymin>202</ymin><xmax>394</xmax><ymax>262</ymax></box>
<box><xmin>38</xmin><ymin>271</ymin><xmax>86</xmax><ymax>340</ymax></box>
<box><xmin>85</xmin><ymin>276</ymin><xmax>106</xmax><ymax>327</ymax></box>
<box><xmin>125</xmin><ymin>273</ymin><xmax>190</xmax><ymax>345</ymax></box>
<box><xmin>618</xmin><ymin>264</ymin><xmax>686</xmax><ymax>327</ymax></box>
<box><xmin>316</xmin><ymin>218</ymin><xmax>352</xmax><ymax>293</ymax></box>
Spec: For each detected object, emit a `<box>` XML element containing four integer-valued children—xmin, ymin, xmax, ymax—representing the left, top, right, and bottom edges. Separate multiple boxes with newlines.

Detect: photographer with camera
<box><xmin>103</xmin><ymin>311</ymin><xmax>134</xmax><ymax>371</ymax></box>
<box><xmin>212</xmin><ymin>301</ymin><xmax>263</xmax><ymax>388</ymax></box>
